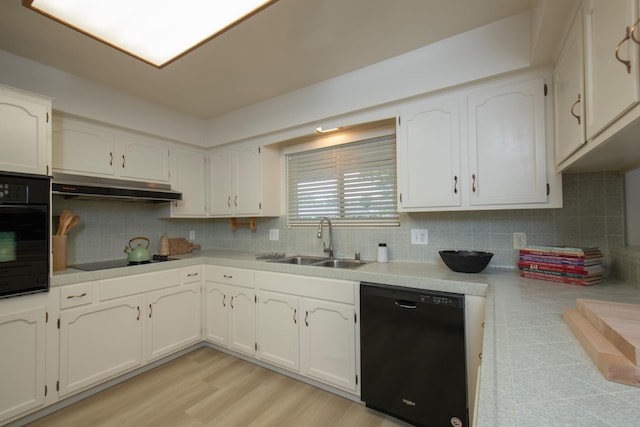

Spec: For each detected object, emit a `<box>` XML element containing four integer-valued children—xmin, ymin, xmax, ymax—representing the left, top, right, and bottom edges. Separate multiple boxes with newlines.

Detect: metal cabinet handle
<box><xmin>136</xmin><ymin>306</ymin><xmax>140</xmax><ymax>321</ymax></box>
<box><xmin>570</xmin><ymin>94</ymin><xmax>581</xmax><ymax>124</ymax></box>
<box><xmin>230</xmin><ymin>296</ymin><xmax>234</xmax><ymax>309</ymax></box>
<box><xmin>472</xmin><ymin>174</ymin><xmax>477</xmax><ymax>193</ymax></box>
<box><xmin>149</xmin><ymin>304</ymin><xmax>152</xmax><ymax>318</ymax></box>
<box><xmin>109</xmin><ymin>152</ymin><xmax>113</xmax><ymax>166</ymax></box>
<box><xmin>223</xmin><ymin>274</ymin><xmax>233</xmax><ymax>279</ymax></box>
<box><xmin>615</xmin><ymin>27</ymin><xmax>632</xmax><ymax>74</ymax></box>
<box><xmin>222</xmin><ymin>295</ymin><xmax>226</xmax><ymax>307</ymax></box>
<box><xmin>227</xmin><ymin>196</ymin><xmax>231</xmax><ymax>207</ymax></box>
<box><xmin>453</xmin><ymin>175</ymin><xmax>458</xmax><ymax>194</ymax></box>
<box><xmin>66</xmin><ymin>292</ymin><xmax>87</xmax><ymax>299</ymax></box>
<box><xmin>293</xmin><ymin>308</ymin><xmax>297</xmax><ymax>324</ymax></box>
<box><xmin>122</xmin><ymin>154</ymin><xmax>126</xmax><ymax>168</ymax></box>
<box><xmin>187</xmin><ymin>272</ymin><xmax>199</xmax><ymax>277</ymax></box>
<box><xmin>630</xmin><ymin>18</ymin><xmax>640</xmax><ymax>45</ymax></box>
<box><xmin>304</xmin><ymin>310</ymin><xmax>309</xmax><ymax>327</ymax></box>
<box><xmin>234</xmin><ymin>195</ymin><xmax>238</xmax><ymax>207</ymax></box>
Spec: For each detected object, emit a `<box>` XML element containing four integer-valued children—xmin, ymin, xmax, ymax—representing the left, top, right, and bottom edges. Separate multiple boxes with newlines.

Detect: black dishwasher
<box><xmin>360</xmin><ymin>282</ymin><xmax>468</xmax><ymax>427</ymax></box>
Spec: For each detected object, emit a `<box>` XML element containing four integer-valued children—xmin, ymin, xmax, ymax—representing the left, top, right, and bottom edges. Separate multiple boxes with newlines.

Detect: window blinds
<box><xmin>287</xmin><ymin>134</ymin><xmax>398</xmax><ymax>226</ymax></box>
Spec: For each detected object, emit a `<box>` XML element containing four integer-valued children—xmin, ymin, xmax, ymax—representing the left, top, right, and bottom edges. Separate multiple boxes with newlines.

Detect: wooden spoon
<box><xmin>57</xmin><ymin>210</ymin><xmax>72</xmax><ymax>235</ymax></box>
<box><xmin>65</xmin><ymin>215</ymin><xmax>80</xmax><ymax>235</ymax></box>
<box><xmin>59</xmin><ymin>214</ymin><xmax>73</xmax><ymax>236</ymax></box>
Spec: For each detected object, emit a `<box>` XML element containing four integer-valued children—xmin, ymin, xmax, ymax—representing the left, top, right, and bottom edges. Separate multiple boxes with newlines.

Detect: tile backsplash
<box><xmin>55</xmin><ymin>172</ymin><xmax>625</xmax><ymax>270</ymax></box>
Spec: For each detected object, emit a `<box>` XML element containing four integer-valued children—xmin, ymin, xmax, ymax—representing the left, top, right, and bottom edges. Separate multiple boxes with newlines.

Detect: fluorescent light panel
<box><xmin>24</xmin><ymin>0</ymin><xmax>276</xmax><ymax>68</ymax></box>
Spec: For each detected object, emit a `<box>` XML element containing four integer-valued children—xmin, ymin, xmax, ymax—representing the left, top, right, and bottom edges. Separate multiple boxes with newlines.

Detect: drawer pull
<box><xmin>293</xmin><ymin>308</ymin><xmax>297</xmax><ymax>324</ymax></box>
<box><xmin>149</xmin><ymin>304</ymin><xmax>153</xmax><ymax>318</ymax></box>
<box><xmin>187</xmin><ymin>272</ymin><xmax>199</xmax><ymax>277</ymax></box>
<box><xmin>223</xmin><ymin>274</ymin><xmax>233</xmax><ymax>279</ymax></box>
<box><xmin>222</xmin><ymin>295</ymin><xmax>226</xmax><ymax>307</ymax></box>
<box><xmin>66</xmin><ymin>292</ymin><xmax>87</xmax><ymax>299</ymax></box>
<box><xmin>305</xmin><ymin>310</ymin><xmax>309</xmax><ymax>327</ymax></box>
<box><xmin>136</xmin><ymin>306</ymin><xmax>140</xmax><ymax>321</ymax></box>
<box><xmin>230</xmin><ymin>296</ymin><xmax>234</xmax><ymax>309</ymax></box>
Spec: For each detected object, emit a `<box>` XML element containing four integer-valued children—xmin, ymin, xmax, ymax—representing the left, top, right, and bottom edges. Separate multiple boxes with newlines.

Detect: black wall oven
<box><xmin>0</xmin><ymin>172</ymin><xmax>50</xmax><ymax>298</ymax></box>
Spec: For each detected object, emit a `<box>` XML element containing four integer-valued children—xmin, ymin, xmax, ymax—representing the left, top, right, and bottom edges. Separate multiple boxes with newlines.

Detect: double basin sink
<box><xmin>269</xmin><ymin>255</ymin><xmax>368</xmax><ymax>269</ymax></box>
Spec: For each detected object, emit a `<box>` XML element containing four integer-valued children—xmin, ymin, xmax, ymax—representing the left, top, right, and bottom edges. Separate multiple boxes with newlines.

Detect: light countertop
<box><xmin>51</xmin><ymin>250</ymin><xmax>640</xmax><ymax>426</ymax></box>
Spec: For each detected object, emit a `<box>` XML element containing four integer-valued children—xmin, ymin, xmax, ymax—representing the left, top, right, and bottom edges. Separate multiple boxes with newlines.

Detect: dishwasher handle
<box><xmin>394</xmin><ymin>299</ymin><xmax>418</xmax><ymax>309</ymax></box>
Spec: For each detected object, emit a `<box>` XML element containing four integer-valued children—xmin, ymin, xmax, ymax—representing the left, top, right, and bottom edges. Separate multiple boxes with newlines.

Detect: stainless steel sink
<box><xmin>312</xmin><ymin>259</ymin><xmax>368</xmax><ymax>269</ymax></box>
<box><xmin>270</xmin><ymin>255</ymin><xmax>367</xmax><ymax>269</ymax></box>
<box><xmin>270</xmin><ymin>255</ymin><xmax>328</xmax><ymax>265</ymax></box>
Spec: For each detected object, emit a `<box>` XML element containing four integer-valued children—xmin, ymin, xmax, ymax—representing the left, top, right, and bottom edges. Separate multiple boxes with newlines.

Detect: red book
<box><xmin>518</xmin><ymin>261</ymin><xmax>604</xmax><ymax>276</ymax></box>
<box><xmin>519</xmin><ymin>270</ymin><xmax>602</xmax><ymax>286</ymax></box>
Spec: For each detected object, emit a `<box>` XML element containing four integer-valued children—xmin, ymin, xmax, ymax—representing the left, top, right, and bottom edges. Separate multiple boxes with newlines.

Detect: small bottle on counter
<box><xmin>377</xmin><ymin>243</ymin><xmax>388</xmax><ymax>263</ymax></box>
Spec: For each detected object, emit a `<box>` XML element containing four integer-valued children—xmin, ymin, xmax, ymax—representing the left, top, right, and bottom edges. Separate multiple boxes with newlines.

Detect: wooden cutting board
<box><xmin>576</xmin><ymin>298</ymin><xmax>640</xmax><ymax>366</ymax></box>
<box><xmin>563</xmin><ymin>308</ymin><xmax>640</xmax><ymax>387</ymax></box>
<box><xmin>168</xmin><ymin>238</ymin><xmax>201</xmax><ymax>255</ymax></box>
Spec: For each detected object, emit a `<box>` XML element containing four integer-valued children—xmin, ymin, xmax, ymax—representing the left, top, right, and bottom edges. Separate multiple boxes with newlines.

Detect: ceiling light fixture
<box><xmin>23</xmin><ymin>0</ymin><xmax>278</xmax><ymax>68</ymax></box>
<box><xmin>314</xmin><ymin>126</ymin><xmax>344</xmax><ymax>135</ymax></box>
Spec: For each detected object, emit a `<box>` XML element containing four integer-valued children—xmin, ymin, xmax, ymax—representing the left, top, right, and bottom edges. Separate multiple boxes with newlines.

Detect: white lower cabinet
<box><xmin>59</xmin><ymin>295</ymin><xmax>144</xmax><ymax>396</ymax></box>
<box><xmin>0</xmin><ymin>294</ymin><xmax>48</xmax><ymax>423</ymax></box>
<box><xmin>255</xmin><ymin>271</ymin><xmax>358</xmax><ymax>393</ymax></box>
<box><xmin>299</xmin><ymin>298</ymin><xmax>356</xmax><ymax>392</ymax></box>
<box><xmin>146</xmin><ymin>283</ymin><xmax>202</xmax><ymax>362</ymax></box>
<box><xmin>58</xmin><ymin>267</ymin><xmax>201</xmax><ymax>397</ymax></box>
<box><xmin>203</xmin><ymin>266</ymin><xmax>256</xmax><ymax>357</ymax></box>
<box><xmin>256</xmin><ymin>290</ymin><xmax>300</xmax><ymax>371</ymax></box>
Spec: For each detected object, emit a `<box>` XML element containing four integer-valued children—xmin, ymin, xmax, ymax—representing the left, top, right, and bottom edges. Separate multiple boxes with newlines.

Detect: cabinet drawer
<box><xmin>100</xmin><ymin>269</ymin><xmax>181</xmax><ymax>301</ymax></box>
<box><xmin>181</xmin><ymin>266</ymin><xmax>202</xmax><ymax>285</ymax></box>
<box><xmin>203</xmin><ymin>265</ymin><xmax>254</xmax><ymax>288</ymax></box>
<box><xmin>60</xmin><ymin>283</ymin><xmax>94</xmax><ymax>309</ymax></box>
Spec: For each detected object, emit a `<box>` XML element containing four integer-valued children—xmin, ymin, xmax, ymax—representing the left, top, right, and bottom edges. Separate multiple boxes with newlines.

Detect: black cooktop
<box><xmin>69</xmin><ymin>256</ymin><xmax>175</xmax><ymax>271</ymax></box>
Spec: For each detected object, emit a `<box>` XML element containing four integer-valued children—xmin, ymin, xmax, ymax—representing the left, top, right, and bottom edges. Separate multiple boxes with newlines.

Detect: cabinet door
<box><xmin>467</xmin><ymin>77</ymin><xmax>548</xmax><ymax>206</ymax></box>
<box><xmin>256</xmin><ymin>290</ymin><xmax>299</xmax><ymax>371</ymax></box>
<box><xmin>52</xmin><ymin>117</ymin><xmax>116</xmax><ymax>177</ymax></box>
<box><xmin>171</xmin><ymin>147</ymin><xmax>207</xmax><ymax>217</ymax></box>
<box><xmin>299</xmin><ymin>298</ymin><xmax>356</xmax><ymax>392</ymax></box>
<box><xmin>0</xmin><ymin>305</ymin><xmax>46</xmax><ymax>422</ymax></box>
<box><xmin>0</xmin><ymin>89</ymin><xmax>50</xmax><ymax>175</ymax></box>
<box><xmin>146</xmin><ymin>283</ymin><xmax>201</xmax><ymax>362</ymax></box>
<box><xmin>208</xmin><ymin>150</ymin><xmax>233</xmax><ymax>216</ymax></box>
<box><xmin>584</xmin><ymin>0</ymin><xmax>639</xmax><ymax>139</ymax></box>
<box><xmin>554</xmin><ymin>9</ymin><xmax>587</xmax><ymax>164</ymax></box>
<box><xmin>397</xmin><ymin>95</ymin><xmax>461</xmax><ymax>210</ymax></box>
<box><xmin>228</xmin><ymin>286</ymin><xmax>256</xmax><ymax>356</ymax></box>
<box><xmin>118</xmin><ymin>136</ymin><xmax>170</xmax><ymax>183</ymax></box>
<box><xmin>233</xmin><ymin>146</ymin><xmax>261</xmax><ymax>215</ymax></box>
<box><xmin>203</xmin><ymin>282</ymin><xmax>229</xmax><ymax>346</ymax></box>
<box><xmin>59</xmin><ymin>296</ymin><xmax>144</xmax><ymax>396</ymax></box>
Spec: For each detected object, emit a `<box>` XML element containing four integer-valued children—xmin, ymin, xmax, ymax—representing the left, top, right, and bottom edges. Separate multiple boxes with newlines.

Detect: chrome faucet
<box><xmin>317</xmin><ymin>217</ymin><xmax>334</xmax><ymax>259</ymax></box>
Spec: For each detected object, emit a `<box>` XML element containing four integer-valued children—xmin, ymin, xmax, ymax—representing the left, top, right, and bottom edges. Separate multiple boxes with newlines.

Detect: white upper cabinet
<box><xmin>554</xmin><ymin>8</ymin><xmax>586</xmax><ymax>165</ymax></box>
<box><xmin>0</xmin><ymin>85</ymin><xmax>52</xmax><ymax>176</ymax></box>
<box><xmin>207</xmin><ymin>144</ymin><xmax>280</xmax><ymax>217</ymax></box>
<box><xmin>467</xmin><ymin>76</ymin><xmax>549</xmax><ymax>206</ymax></box>
<box><xmin>53</xmin><ymin>114</ymin><xmax>170</xmax><ymax>184</ymax></box>
<box><xmin>169</xmin><ymin>146</ymin><xmax>207</xmax><ymax>217</ymax></box>
<box><xmin>397</xmin><ymin>94</ymin><xmax>462</xmax><ymax>209</ymax></box>
<box><xmin>584</xmin><ymin>0</ymin><xmax>639</xmax><ymax>140</ymax></box>
<box><xmin>397</xmin><ymin>71</ymin><xmax>560</xmax><ymax>211</ymax></box>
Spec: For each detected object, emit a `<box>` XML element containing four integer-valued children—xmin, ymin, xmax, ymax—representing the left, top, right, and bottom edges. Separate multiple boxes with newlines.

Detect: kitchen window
<box><xmin>286</xmin><ymin>131</ymin><xmax>398</xmax><ymax>227</ymax></box>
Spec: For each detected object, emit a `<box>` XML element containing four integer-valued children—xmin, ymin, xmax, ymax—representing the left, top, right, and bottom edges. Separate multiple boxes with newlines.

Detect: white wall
<box><xmin>0</xmin><ymin>49</ymin><xmax>208</xmax><ymax>147</ymax></box>
<box><xmin>207</xmin><ymin>12</ymin><xmax>532</xmax><ymax>146</ymax></box>
<box><xmin>626</xmin><ymin>168</ymin><xmax>640</xmax><ymax>245</ymax></box>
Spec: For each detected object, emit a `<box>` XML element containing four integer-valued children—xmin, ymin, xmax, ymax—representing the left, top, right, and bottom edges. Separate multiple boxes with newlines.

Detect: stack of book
<box><xmin>518</xmin><ymin>245</ymin><xmax>604</xmax><ymax>286</ymax></box>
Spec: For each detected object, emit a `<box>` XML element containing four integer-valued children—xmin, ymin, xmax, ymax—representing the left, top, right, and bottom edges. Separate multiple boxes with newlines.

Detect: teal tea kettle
<box><xmin>124</xmin><ymin>236</ymin><xmax>152</xmax><ymax>263</ymax></box>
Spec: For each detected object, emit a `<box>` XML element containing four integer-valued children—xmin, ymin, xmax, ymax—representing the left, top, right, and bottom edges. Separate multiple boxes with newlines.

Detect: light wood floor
<box><xmin>27</xmin><ymin>347</ymin><xmax>411</xmax><ymax>427</ymax></box>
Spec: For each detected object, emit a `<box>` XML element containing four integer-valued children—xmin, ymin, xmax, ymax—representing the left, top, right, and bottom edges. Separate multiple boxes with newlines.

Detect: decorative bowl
<box><xmin>439</xmin><ymin>250</ymin><xmax>493</xmax><ymax>273</ymax></box>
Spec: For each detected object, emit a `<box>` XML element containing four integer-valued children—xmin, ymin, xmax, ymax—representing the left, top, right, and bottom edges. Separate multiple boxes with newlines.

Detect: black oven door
<box><xmin>0</xmin><ymin>174</ymin><xmax>50</xmax><ymax>298</ymax></box>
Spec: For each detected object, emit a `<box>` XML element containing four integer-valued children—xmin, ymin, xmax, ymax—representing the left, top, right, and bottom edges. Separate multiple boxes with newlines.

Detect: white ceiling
<box><xmin>0</xmin><ymin>0</ymin><xmax>572</xmax><ymax>119</ymax></box>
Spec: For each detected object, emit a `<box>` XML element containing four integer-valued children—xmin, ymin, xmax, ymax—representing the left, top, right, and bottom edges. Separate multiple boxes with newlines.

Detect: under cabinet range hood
<box><xmin>52</xmin><ymin>173</ymin><xmax>182</xmax><ymax>203</ymax></box>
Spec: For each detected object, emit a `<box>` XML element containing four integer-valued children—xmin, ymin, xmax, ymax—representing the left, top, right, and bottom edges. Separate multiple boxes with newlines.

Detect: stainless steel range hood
<box><xmin>52</xmin><ymin>173</ymin><xmax>182</xmax><ymax>203</ymax></box>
